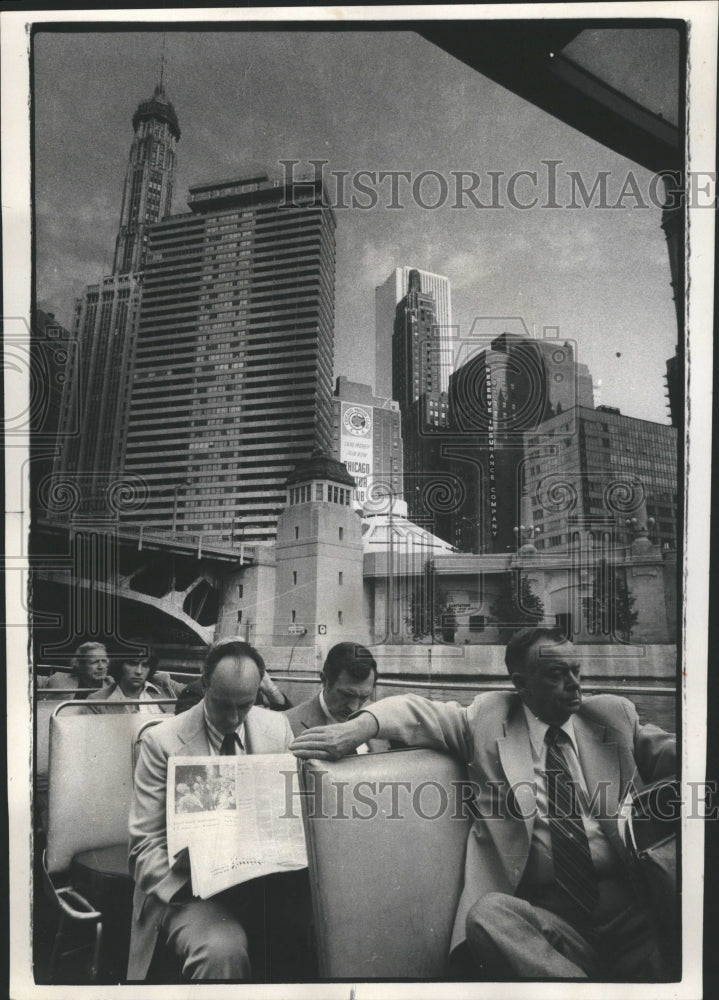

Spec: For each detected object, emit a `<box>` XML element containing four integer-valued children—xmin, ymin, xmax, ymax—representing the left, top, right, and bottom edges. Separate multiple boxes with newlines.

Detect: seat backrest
<box><xmin>300</xmin><ymin>748</ymin><xmax>471</xmax><ymax>979</ymax></box>
<box><xmin>46</xmin><ymin>711</ymin><xmax>150</xmax><ymax>874</ymax></box>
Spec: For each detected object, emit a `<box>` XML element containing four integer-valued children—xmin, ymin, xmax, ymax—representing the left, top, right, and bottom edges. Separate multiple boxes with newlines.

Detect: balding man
<box><xmin>128</xmin><ymin>638</ymin><xmax>293</xmax><ymax>981</ymax></box>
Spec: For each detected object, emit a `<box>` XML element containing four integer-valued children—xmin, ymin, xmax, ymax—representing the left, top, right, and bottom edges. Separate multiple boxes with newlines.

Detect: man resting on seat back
<box><xmin>128</xmin><ymin>637</ymin><xmax>294</xmax><ymax>981</ymax></box>
<box><xmin>291</xmin><ymin>626</ymin><xmax>677</xmax><ymax>980</ymax></box>
<box><xmin>286</xmin><ymin>641</ymin><xmax>390</xmax><ymax>753</ymax></box>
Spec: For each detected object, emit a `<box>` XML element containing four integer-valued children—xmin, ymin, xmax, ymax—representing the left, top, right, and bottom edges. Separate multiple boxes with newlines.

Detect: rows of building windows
<box><xmin>288</xmin><ymin>482</ymin><xmax>353</xmax><ymax>506</ymax></box>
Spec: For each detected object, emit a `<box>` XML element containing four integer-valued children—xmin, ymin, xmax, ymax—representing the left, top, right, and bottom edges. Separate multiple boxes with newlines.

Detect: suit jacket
<box><xmin>286</xmin><ymin>693</ymin><xmax>391</xmax><ymax>752</ymax></box>
<box><xmin>40</xmin><ymin>673</ymin><xmax>112</xmax><ymax>698</ymax></box>
<box><xmin>127</xmin><ymin>700</ymin><xmax>293</xmax><ymax>979</ymax></box>
<box><xmin>367</xmin><ymin>691</ymin><xmax>676</xmax><ymax>955</ymax></box>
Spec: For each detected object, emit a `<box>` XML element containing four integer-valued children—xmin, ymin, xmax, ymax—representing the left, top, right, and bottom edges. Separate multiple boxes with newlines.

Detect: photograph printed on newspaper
<box><xmin>3</xmin><ymin>2</ymin><xmax>716</xmax><ymax>998</ymax></box>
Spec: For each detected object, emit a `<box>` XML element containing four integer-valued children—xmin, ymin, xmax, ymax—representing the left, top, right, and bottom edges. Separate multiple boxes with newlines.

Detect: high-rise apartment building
<box><xmin>523</xmin><ymin>405</ymin><xmax>678</xmax><ymax>553</ymax></box>
<box><xmin>55</xmin><ymin>84</ymin><xmax>180</xmax><ymax>502</ymax></box>
<box><xmin>331</xmin><ymin>376</ymin><xmax>403</xmax><ymax>509</ymax></box>
<box><xmin>120</xmin><ymin>173</ymin><xmax>336</xmax><ymax>545</ymax></box>
<box><xmin>376</xmin><ymin>266</ymin><xmax>452</xmax><ymax>398</ymax></box>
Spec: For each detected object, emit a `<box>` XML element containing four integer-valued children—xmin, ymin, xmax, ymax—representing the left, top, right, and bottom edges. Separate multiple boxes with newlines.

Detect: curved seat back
<box><xmin>300</xmin><ymin>748</ymin><xmax>471</xmax><ymax>979</ymax></box>
<box><xmin>46</xmin><ymin>711</ymin><xmax>151</xmax><ymax>874</ymax></box>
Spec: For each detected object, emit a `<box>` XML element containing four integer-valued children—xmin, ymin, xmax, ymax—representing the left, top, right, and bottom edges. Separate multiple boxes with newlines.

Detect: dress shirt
<box><xmin>202</xmin><ymin>703</ymin><xmax>246</xmax><ymax>756</ymax></box>
<box><xmin>104</xmin><ymin>681</ymin><xmax>166</xmax><ymax>713</ymax></box>
<box><xmin>521</xmin><ymin>704</ymin><xmax>619</xmax><ymax>889</ymax></box>
<box><xmin>319</xmin><ymin>691</ymin><xmax>369</xmax><ymax>753</ymax></box>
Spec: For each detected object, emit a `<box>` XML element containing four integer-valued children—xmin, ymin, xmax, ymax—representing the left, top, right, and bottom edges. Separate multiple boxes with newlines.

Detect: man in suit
<box><xmin>286</xmin><ymin>641</ymin><xmax>390</xmax><ymax>753</ymax></box>
<box><xmin>128</xmin><ymin>637</ymin><xmax>294</xmax><ymax>981</ymax></box>
<box><xmin>291</xmin><ymin>626</ymin><xmax>676</xmax><ymax>979</ymax></box>
<box><xmin>86</xmin><ymin>645</ymin><xmax>179</xmax><ymax>714</ymax></box>
<box><xmin>41</xmin><ymin>641</ymin><xmax>111</xmax><ymax>698</ymax></box>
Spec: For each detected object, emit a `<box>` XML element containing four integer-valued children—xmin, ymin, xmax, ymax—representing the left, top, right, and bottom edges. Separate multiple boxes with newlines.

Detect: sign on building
<box><xmin>340</xmin><ymin>402</ymin><xmax>373</xmax><ymax>507</ymax></box>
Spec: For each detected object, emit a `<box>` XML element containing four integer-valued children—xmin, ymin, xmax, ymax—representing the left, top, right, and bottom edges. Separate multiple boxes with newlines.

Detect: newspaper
<box><xmin>167</xmin><ymin>753</ymin><xmax>308</xmax><ymax>899</ymax></box>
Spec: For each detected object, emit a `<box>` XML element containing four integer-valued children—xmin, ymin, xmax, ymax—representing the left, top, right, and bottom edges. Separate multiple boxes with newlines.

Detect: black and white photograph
<box><xmin>3</xmin><ymin>2</ymin><xmax>716</xmax><ymax>996</ymax></box>
<box><xmin>174</xmin><ymin>764</ymin><xmax>237</xmax><ymax>813</ymax></box>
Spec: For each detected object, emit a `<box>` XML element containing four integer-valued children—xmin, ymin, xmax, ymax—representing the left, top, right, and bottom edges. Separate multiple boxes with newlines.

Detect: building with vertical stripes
<box><xmin>55</xmin><ymin>84</ymin><xmax>180</xmax><ymax>508</ymax></box>
<box><xmin>120</xmin><ymin>173</ymin><xmax>336</xmax><ymax>545</ymax></box>
<box><xmin>375</xmin><ymin>266</ymin><xmax>453</xmax><ymax>398</ymax></box>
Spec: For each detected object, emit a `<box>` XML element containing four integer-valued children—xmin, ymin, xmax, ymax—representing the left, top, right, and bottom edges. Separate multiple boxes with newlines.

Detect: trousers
<box><xmin>466</xmin><ymin>878</ymin><xmax>666</xmax><ymax>980</ymax></box>
<box><xmin>157</xmin><ymin>870</ymin><xmax>313</xmax><ymax>982</ymax></box>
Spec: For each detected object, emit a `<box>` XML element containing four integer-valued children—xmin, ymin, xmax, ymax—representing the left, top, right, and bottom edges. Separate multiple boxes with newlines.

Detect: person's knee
<box><xmin>467</xmin><ymin>892</ymin><xmax>514</xmax><ymax>932</ymax></box>
<box><xmin>183</xmin><ymin>920</ymin><xmax>250</xmax><ymax>979</ymax></box>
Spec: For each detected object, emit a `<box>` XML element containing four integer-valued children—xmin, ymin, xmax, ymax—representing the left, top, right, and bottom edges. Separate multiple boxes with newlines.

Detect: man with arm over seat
<box><xmin>291</xmin><ymin>626</ymin><xmax>676</xmax><ymax>980</ymax></box>
<box><xmin>128</xmin><ymin>637</ymin><xmax>294</xmax><ymax>981</ymax></box>
<box><xmin>286</xmin><ymin>641</ymin><xmax>390</xmax><ymax>753</ymax></box>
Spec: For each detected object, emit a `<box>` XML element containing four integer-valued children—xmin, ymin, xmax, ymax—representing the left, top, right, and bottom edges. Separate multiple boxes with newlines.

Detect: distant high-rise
<box><xmin>443</xmin><ymin>333</ymin><xmax>595</xmax><ymax>552</ymax></box>
<box><xmin>120</xmin><ymin>173</ymin><xmax>336</xmax><ymax>544</ymax></box>
<box><xmin>523</xmin><ymin>405</ymin><xmax>678</xmax><ymax>553</ymax></box>
<box><xmin>392</xmin><ymin>269</ymin><xmax>449</xmax><ymax>521</ymax></box>
<box><xmin>331</xmin><ymin>376</ymin><xmax>403</xmax><ymax>509</ymax></box>
<box><xmin>113</xmin><ymin>83</ymin><xmax>181</xmax><ymax>274</ymax></box>
<box><xmin>376</xmin><ymin>266</ymin><xmax>452</xmax><ymax>398</ymax></box>
<box><xmin>56</xmin><ymin>83</ymin><xmax>180</xmax><ymax>500</ymax></box>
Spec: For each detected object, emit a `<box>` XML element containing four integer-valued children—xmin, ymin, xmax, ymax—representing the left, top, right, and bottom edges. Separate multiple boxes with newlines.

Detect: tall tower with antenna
<box><xmin>55</xmin><ymin>65</ymin><xmax>181</xmax><ymax>503</ymax></box>
<box><xmin>113</xmin><ymin>68</ymin><xmax>181</xmax><ymax>273</ymax></box>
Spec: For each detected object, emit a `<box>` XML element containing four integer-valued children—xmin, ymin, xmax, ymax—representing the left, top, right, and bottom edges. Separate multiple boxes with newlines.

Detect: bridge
<box><xmin>30</xmin><ymin>517</ymin><xmax>259</xmax><ymax>657</ymax></box>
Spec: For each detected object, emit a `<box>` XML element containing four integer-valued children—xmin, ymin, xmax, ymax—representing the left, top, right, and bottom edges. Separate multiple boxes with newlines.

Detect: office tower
<box><xmin>445</xmin><ymin>333</ymin><xmax>595</xmax><ymax>552</ymax></box>
<box><xmin>391</xmin><ymin>270</ymin><xmax>449</xmax><ymax>523</ymax></box>
<box><xmin>113</xmin><ymin>84</ymin><xmax>181</xmax><ymax>274</ymax></box>
<box><xmin>331</xmin><ymin>377</ymin><xmax>403</xmax><ymax>510</ymax></box>
<box><xmin>523</xmin><ymin>405</ymin><xmax>678</xmax><ymax>553</ymax></box>
<box><xmin>55</xmin><ymin>84</ymin><xmax>180</xmax><ymax>503</ymax></box>
<box><xmin>376</xmin><ymin>266</ymin><xmax>452</xmax><ymax>398</ymax></box>
<box><xmin>120</xmin><ymin>173</ymin><xmax>336</xmax><ymax>545</ymax></box>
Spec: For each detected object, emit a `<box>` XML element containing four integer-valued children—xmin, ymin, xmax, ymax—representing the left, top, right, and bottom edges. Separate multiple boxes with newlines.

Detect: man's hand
<box><xmin>290</xmin><ymin>712</ymin><xmax>379</xmax><ymax>760</ymax></box>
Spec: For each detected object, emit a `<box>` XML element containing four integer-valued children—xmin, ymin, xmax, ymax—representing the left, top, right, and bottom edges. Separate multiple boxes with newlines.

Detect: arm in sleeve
<box><xmin>623</xmin><ymin>698</ymin><xmax>677</xmax><ymax>783</ymax></box>
<box><xmin>128</xmin><ymin>729</ymin><xmax>186</xmax><ymax>905</ymax></box>
<box><xmin>364</xmin><ymin>694</ymin><xmax>474</xmax><ymax>764</ymax></box>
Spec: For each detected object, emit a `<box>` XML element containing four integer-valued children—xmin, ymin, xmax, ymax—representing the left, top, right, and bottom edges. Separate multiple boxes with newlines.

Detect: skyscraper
<box><xmin>376</xmin><ymin>266</ymin><xmax>452</xmax><ymax>398</ymax></box>
<box><xmin>120</xmin><ymin>173</ymin><xmax>336</xmax><ymax>545</ymax></box>
<box><xmin>443</xmin><ymin>334</ymin><xmax>595</xmax><ymax>552</ymax></box>
<box><xmin>55</xmin><ymin>83</ymin><xmax>180</xmax><ymax>502</ymax></box>
<box><xmin>392</xmin><ymin>269</ymin><xmax>449</xmax><ymax>522</ymax></box>
<box><xmin>113</xmin><ymin>84</ymin><xmax>181</xmax><ymax>274</ymax></box>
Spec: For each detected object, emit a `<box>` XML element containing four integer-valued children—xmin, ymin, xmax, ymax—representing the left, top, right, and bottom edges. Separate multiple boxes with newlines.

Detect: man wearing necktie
<box><xmin>128</xmin><ymin>637</ymin><xmax>294</xmax><ymax>980</ymax></box>
<box><xmin>291</xmin><ymin>626</ymin><xmax>676</xmax><ymax>979</ymax></box>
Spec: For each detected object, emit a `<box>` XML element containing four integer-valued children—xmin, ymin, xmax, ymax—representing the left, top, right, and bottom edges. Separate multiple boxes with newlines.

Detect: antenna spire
<box><xmin>159</xmin><ymin>33</ymin><xmax>166</xmax><ymax>92</ymax></box>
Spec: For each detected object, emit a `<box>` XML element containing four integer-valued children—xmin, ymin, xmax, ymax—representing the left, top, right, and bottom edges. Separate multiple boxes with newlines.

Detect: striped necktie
<box><xmin>545</xmin><ymin>725</ymin><xmax>599</xmax><ymax>917</ymax></box>
<box><xmin>220</xmin><ymin>732</ymin><xmax>243</xmax><ymax>755</ymax></box>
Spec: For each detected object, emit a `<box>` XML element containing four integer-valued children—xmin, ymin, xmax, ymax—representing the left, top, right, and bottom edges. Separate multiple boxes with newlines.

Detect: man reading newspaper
<box><xmin>128</xmin><ymin>637</ymin><xmax>306</xmax><ymax>981</ymax></box>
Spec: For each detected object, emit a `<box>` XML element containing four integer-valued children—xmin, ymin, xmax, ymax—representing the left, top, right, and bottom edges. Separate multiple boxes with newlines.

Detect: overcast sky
<box><xmin>33</xmin><ymin>27</ymin><xmax>679</xmax><ymax>424</ymax></box>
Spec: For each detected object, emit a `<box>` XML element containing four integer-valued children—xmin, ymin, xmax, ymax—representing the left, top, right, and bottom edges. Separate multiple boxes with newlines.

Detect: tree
<box><xmin>490</xmin><ymin>571</ymin><xmax>545</xmax><ymax>642</ymax></box>
<box><xmin>588</xmin><ymin>559</ymin><xmax>638</xmax><ymax>642</ymax></box>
